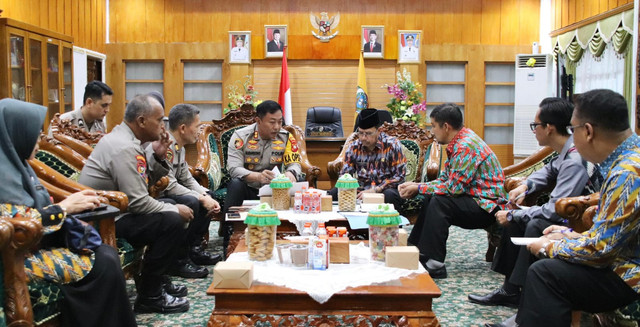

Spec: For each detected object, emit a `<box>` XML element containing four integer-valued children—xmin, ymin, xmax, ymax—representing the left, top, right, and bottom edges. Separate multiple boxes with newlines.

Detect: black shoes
<box><xmin>134</xmin><ymin>289</ymin><xmax>190</xmax><ymax>314</ymax></box>
<box><xmin>189</xmin><ymin>245</ymin><xmax>222</xmax><ymax>266</ymax></box>
<box><xmin>168</xmin><ymin>259</ymin><xmax>209</xmax><ymax>278</ymax></box>
<box><xmin>468</xmin><ymin>287</ymin><xmax>520</xmax><ymax>308</ymax></box>
<box><xmin>161</xmin><ymin>275</ymin><xmax>188</xmax><ymax>298</ymax></box>
<box><xmin>484</xmin><ymin>324</ymin><xmax>507</xmax><ymax>327</ymax></box>
<box><xmin>426</xmin><ymin>265</ymin><xmax>447</xmax><ymax>279</ymax></box>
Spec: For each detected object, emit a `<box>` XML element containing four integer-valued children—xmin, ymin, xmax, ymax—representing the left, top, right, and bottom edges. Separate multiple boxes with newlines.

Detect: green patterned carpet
<box><xmin>128</xmin><ymin>223</ymin><xmax>531</xmax><ymax>326</ymax></box>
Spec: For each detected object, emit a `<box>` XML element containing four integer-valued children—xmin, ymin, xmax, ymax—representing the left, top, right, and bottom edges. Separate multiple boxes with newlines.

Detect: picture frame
<box><xmin>398</xmin><ymin>30</ymin><xmax>421</xmax><ymax>64</ymax></box>
<box><xmin>265</xmin><ymin>25</ymin><xmax>287</xmax><ymax>58</ymax></box>
<box><xmin>361</xmin><ymin>25</ymin><xmax>384</xmax><ymax>59</ymax></box>
<box><xmin>229</xmin><ymin>31</ymin><xmax>251</xmax><ymax>64</ymax></box>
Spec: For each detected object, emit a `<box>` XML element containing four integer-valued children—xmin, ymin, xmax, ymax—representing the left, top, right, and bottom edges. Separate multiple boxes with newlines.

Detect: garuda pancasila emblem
<box><xmin>310</xmin><ymin>12</ymin><xmax>340</xmax><ymax>42</ymax></box>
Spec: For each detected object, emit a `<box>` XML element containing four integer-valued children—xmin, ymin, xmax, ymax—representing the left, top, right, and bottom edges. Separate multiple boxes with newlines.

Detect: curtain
<box><xmin>574</xmin><ymin>43</ymin><xmax>625</xmax><ymax>94</ymax></box>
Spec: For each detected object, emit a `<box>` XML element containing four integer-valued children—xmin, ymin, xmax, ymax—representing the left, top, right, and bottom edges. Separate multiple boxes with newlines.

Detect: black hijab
<box><xmin>0</xmin><ymin>98</ymin><xmax>51</xmax><ymax>210</ymax></box>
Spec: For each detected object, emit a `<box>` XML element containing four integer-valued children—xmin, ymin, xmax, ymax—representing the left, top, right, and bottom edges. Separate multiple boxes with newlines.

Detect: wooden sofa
<box><xmin>2</xmin><ymin>158</ymin><xmax>129</xmax><ymax>326</ymax></box>
<box><xmin>188</xmin><ymin>104</ymin><xmax>322</xmax><ymax>221</ymax></box>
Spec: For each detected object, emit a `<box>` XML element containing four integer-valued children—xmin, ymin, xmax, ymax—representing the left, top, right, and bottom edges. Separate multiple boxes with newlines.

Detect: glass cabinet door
<box><xmin>9</xmin><ymin>32</ymin><xmax>26</xmax><ymax>101</ymax></box>
<box><xmin>46</xmin><ymin>42</ymin><xmax>60</xmax><ymax>120</ymax></box>
<box><xmin>62</xmin><ymin>44</ymin><xmax>73</xmax><ymax>112</ymax></box>
<box><xmin>28</xmin><ymin>37</ymin><xmax>44</xmax><ymax>105</ymax></box>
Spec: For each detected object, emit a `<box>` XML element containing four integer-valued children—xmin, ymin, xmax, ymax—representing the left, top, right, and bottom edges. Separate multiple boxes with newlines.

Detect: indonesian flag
<box><xmin>355</xmin><ymin>51</ymin><xmax>369</xmax><ymax>126</ymax></box>
<box><xmin>278</xmin><ymin>47</ymin><xmax>292</xmax><ymax>125</ymax></box>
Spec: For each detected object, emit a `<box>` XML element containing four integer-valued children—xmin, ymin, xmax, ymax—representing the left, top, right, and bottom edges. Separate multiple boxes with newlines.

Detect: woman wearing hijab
<box><xmin>0</xmin><ymin>98</ymin><xmax>136</xmax><ymax>327</ymax></box>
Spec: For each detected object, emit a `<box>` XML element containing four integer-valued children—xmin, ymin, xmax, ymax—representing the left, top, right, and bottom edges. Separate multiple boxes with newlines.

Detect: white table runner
<box><xmin>226</xmin><ymin>242</ymin><xmax>426</xmax><ymax>304</ymax></box>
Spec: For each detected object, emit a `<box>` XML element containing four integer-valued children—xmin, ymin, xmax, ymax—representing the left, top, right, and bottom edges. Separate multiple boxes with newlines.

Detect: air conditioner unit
<box><xmin>513</xmin><ymin>54</ymin><xmax>554</xmax><ymax>157</ymax></box>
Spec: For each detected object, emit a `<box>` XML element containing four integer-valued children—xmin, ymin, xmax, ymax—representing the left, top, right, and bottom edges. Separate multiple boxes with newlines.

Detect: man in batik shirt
<box><xmin>399</xmin><ymin>103</ymin><xmax>507</xmax><ymax>278</ymax></box>
<box><xmin>328</xmin><ymin>108</ymin><xmax>406</xmax><ymax>210</ymax></box>
<box><xmin>492</xmin><ymin>89</ymin><xmax>640</xmax><ymax>327</ymax></box>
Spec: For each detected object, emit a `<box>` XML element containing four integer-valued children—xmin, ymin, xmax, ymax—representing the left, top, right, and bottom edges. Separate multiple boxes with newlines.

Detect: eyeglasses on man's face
<box><xmin>566</xmin><ymin>124</ymin><xmax>589</xmax><ymax>135</ymax></box>
<box><xmin>529</xmin><ymin>122</ymin><xmax>546</xmax><ymax>131</ymax></box>
<box><xmin>357</xmin><ymin>130</ymin><xmax>376</xmax><ymax>137</ymax></box>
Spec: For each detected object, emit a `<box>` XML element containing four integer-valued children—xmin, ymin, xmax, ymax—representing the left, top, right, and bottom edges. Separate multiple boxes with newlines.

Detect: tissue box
<box><xmin>398</xmin><ymin>228</ymin><xmax>408</xmax><ymax>246</ymax></box>
<box><xmin>362</xmin><ymin>193</ymin><xmax>385</xmax><ymax>204</ymax></box>
<box><xmin>385</xmin><ymin>246</ymin><xmax>419</xmax><ymax>270</ymax></box>
<box><xmin>260</xmin><ymin>196</ymin><xmax>272</xmax><ymax>207</ymax></box>
<box><xmin>212</xmin><ymin>261</ymin><xmax>254</xmax><ymax>289</ymax></box>
<box><xmin>321</xmin><ymin>196</ymin><xmax>332</xmax><ymax>211</ymax></box>
<box><xmin>329</xmin><ymin>237</ymin><xmax>350</xmax><ymax>264</ymax></box>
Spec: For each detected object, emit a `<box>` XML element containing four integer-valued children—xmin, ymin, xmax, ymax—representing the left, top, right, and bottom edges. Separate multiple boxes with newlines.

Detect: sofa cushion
<box><xmin>35</xmin><ymin>151</ymin><xmax>80</xmax><ymax>181</ymax></box>
<box><xmin>206</xmin><ymin>133</ymin><xmax>223</xmax><ymax>191</ymax></box>
<box><xmin>117</xmin><ymin>238</ymin><xmax>143</xmax><ymax>269</ymax></box>
<box><xmin>399</xmin><ymin>140</ymin><xmax>420</xmax><ymax>183</ymax></box>
<box><xmin>28</xmin><ymin>280</ymin><xmax>63</xmax><ymax>325</ymax></box>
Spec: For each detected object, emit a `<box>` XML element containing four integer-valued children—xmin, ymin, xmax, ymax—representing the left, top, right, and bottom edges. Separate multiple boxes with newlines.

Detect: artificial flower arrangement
<box><xmin>225</xmin><ymin>75</ymin><xmax>262</xmax><ymax>115</ymax></box>
<box><xmin>383</xmin><ymin>68</ymin><xmax>427</xmax><ymax>126</ymax></box>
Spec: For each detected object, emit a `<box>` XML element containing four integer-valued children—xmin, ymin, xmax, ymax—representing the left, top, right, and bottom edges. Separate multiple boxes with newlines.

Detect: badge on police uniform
<box><xmin>234</xmin><ymin>138</ymin><xmax>244</xmax><ymax>149</ymax></box>
<box><xmin>166</xmin><ymin>148</ymin><xmax>174</xmax><ymax>163</ymax></box>
<box><xmin>135</xmin><ymin>155</ymin><xmax>148</xmax><ymax>183</ymax></box>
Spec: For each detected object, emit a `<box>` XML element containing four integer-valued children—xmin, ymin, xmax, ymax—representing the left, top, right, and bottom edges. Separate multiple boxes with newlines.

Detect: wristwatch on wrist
<box><xmin>506</xmin><ymin>210</ymin><xmax>514</xmax><ymax>222</ymax></box>
<box><xmin>537</xmin><ymin>241</ymin><xmax>551</xmax><ymax>259</ymax></box>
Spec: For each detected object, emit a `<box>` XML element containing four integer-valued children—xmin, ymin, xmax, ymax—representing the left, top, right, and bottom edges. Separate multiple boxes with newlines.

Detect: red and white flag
<box><xmin>278</xmin><ymin>47</ymin><xmax>292</xmax><ymax>125</ymax></box>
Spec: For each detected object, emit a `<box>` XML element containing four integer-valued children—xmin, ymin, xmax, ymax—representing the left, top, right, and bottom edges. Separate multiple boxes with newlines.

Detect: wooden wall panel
<box><xmin>0</xmin><ymin>0</ymin><xmax>106</xmax><ymax>52</ymax></box>
<box><xmin>108</xmin><ymin>0</ymin><xmax>540</xmax><ymax>49</ymax></box>
<box><xmin>551</xmin><ymin>0</ymin><xmax>633</xmax><ymax>31</ymax></box>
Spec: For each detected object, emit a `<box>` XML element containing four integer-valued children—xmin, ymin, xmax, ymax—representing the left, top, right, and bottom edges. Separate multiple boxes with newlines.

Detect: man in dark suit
<box><xmin>267</xmin><ymin>29</ymin><xmax>284</xmax><ymax>52</ymax></box>
<box><xmin>363</xmin><ymin>30</ymin><xmax>382</xmax><ymax>53</ymax></box>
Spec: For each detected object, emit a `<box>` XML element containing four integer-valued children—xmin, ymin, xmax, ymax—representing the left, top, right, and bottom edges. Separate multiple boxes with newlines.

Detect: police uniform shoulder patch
<box><xmin>135</xmin><ymin>154</ymin><xmax>148</xmax><ymax>183</ymax></box>
<box><xmin>166</xmin><ymin>148</ymin><xmax>174</xmax><ymax>162</ymax></box>
<box><xmin>234</xmin><ymin>138</ymin><xmax>244</xmax><ymax>149</ymax></box>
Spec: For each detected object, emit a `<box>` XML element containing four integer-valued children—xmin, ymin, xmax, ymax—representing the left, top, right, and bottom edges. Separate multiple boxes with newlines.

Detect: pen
<box><xmin>549</xmin><ymin>228</ymin><xmax>573</xmax><ymax>234</ymax></box>
<box><xmin>512</xmin><ymin>191</ymin><xmax>527</xmax><ymax>202</ymax></box>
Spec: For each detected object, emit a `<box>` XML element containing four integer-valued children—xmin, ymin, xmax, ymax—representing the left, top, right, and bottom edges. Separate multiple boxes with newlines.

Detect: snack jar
<box><xmin>367</xmin><ymin>204</ymin><xmax>402</xmax><ymax>261</ymax></box>
<box><xmin>270</xmin><ymin>173</ymin><xmax>293</xmax><ymax>210</ymax></box>
<box><xmin>245</xmin><ymin>203</ymin><xmax>281</xmax><ymax>261</ymax></box>
<box><xmin>336</xmin><ymin>173</ymin><xmax>359</xmax><ymax>211</ymax></box>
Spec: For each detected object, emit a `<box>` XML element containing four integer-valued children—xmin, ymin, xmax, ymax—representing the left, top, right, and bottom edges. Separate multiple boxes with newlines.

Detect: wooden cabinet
<box><xmin>0</xmin><ymin>18</ymin><xmax>73</xmax><ymax>128</ymax></box>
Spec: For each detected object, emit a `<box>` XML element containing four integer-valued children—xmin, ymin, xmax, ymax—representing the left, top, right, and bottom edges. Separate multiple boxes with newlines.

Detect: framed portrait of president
<box><xmin>398</xmin><ymin>30</ymin><xmax>421</xmax><ymax>64</ymax></box>
<box><xmin>265</xmin><ymin>25</ymin><xmax>287</xmax><ymax>58</ymax></box>
<box><xmin>229</xmin><ymin>31</ymin><xmax>251</xmax><ymax>64</ymax></box>
<box><xmin>362</xmin><ymin>25</ymin><xmax>384</xmax><ymax>59</ymax></box>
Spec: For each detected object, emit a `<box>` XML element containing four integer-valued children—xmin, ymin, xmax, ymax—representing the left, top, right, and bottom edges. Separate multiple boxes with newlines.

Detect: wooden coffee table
<box><xmin>207</xmin><ymin>241</ymin><xmax>442</xmax><ymax>326</ymax></box>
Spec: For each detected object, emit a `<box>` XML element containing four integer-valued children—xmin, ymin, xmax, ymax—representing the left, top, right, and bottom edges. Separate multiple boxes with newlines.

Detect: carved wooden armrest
<box><xmin>149</xmin><ymin>176</ymin><xmax>169</xmax><ymax>199</ymax></box>
<box><xmin>283</xmin><ymin>125</ymin><xmax>321</xmax><ymax>187</ymax></box>
<box><xmin>423</xmin><ymin>141</ymin><xmax>442</xmax><ymax>182</ymax></box>
<box><xmin>192</xmin><ymin>124</ymin><xmax>213</xmax><ymax>189</ymax></box>
<box><xmin>38</xmin><ymin>134</ymin><xmax>87</xmax><ymax>171</ymax></box>
<box><xmin>2</xmin><ymin>215</ymin><xmax>44</xmax><ymax>326</ymax></box>
<box><xmin>52</xmin><ymin>133</ymin><xmax>94</xmax><ymax>158</ymax></box>
<box><xmin>505</xmin><ymin>177</ymin><xmax>526</xmax><ymax>193</ymax></box>
<box><xmin>49</xmin><ymin>113</ymin><xmax>104</xmax><ymax>146</ymax></box>
<box><xmin>95</xmin><ymin>191</ymin><xmax>128</xmax><ymax>248</ymax></box>
<box><xmin>555</xmin><ymin>193</ymin><xmax>601</xmax><ymax>233</ymax></box>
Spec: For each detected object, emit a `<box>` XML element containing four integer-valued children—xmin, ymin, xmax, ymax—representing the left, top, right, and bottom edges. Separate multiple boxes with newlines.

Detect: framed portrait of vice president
<box><xmin>362</xmin><ymin>25</ymin><xmax>384</xmax><ymax>59</ymax></box>
<box><xmin>229</xmin><ymin>31</ymin><xmax>251</xmax><ymax>64</ymax></box>
<box><xmin>265</xmin><ymin>25</ymin><xmax>287</xmax><ymax>58</ymax></box>
<box><xmin>398</xmin><ymin>30</ymin><xmax>421</xmax><ymax>64</ymax></box>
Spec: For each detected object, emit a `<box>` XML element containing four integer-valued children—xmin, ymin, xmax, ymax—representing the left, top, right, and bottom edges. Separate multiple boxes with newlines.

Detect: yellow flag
<box><xmin>355</xmin><ymin>51</ymin><xmax>369</xmax><ymax>127</ymax></box>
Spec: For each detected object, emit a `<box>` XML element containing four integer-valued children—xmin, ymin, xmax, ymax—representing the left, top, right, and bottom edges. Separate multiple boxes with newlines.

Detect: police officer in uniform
<box><xmin>146</xmin><ymin>103</ymin><xmax>222</xmax><ymax>277</ymax></box>
<box><xmin>79</xmin><ymin>94</ymin><xmax>191</xmax><ymax>314</ymax></box>
<box><xmin>222</xmin><ymin>100</ymin><xmax>302</xmax><ymax>254</ymax></box>
<box><xmin>57</xmin><ymin>81</ymin><xmax>112</xmax><ymax>133</ymax></box>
